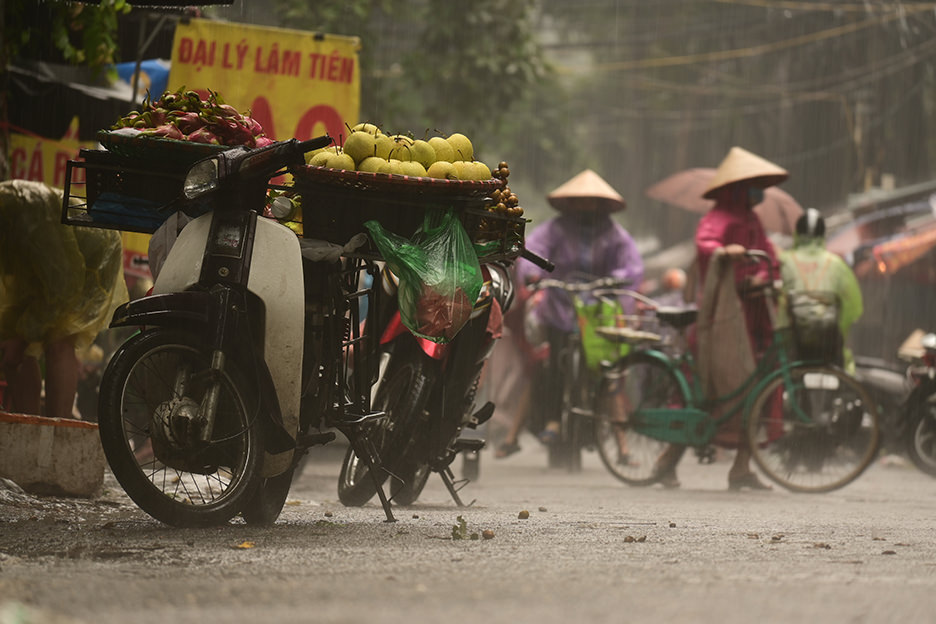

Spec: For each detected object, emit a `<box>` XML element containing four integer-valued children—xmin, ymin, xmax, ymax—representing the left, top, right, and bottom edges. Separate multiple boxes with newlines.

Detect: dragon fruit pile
<box><xmin>109</xmin><ymin>87</ymin><xmax>273</xmax><ymax>148</ymax></box>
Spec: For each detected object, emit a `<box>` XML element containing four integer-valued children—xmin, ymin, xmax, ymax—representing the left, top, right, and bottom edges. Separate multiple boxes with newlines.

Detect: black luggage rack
<box><xmin>62</xmin><ymin>133</ymin><xmax>231</xmax><ymax>234</ymax></box>
<box><xmin>62</xmin><ymin>149</ymin><xmax>188</xmax><ymax>234</ymax></box>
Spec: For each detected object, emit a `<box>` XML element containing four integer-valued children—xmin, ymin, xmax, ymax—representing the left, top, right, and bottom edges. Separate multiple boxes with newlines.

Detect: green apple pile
<box><xmin>306</xmin><ymin>122</ymin><xmax>494</xmax><ymax>181</ymax></box>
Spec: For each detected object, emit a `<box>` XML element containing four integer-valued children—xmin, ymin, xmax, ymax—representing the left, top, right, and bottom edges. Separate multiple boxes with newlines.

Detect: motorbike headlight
<box><xmin>183</xmin><ymin>158</ymin><xmax>220</xmax><ymax>199</ymax></box>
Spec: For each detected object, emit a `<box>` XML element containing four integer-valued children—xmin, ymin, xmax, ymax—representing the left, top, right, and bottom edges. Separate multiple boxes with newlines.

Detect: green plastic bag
<box><xmin>574</xmin><ymin>296</ymin><xmax>630</xmax><ymax>371</ymax></box>
<box><xmin>365</xmin><ymin>209</ymin><xmax>482</xmax><ymax>343</ymax></box>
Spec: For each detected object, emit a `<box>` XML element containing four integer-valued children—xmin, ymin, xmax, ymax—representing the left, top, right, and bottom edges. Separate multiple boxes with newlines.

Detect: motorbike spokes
<box><xmin>99</xmin><ymin>330</ymin><xmax>262</xmax><ymax>527</ymax></box>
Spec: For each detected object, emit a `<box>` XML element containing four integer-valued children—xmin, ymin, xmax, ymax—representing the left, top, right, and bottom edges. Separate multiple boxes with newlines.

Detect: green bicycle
<box><xmin>591</xmin><ymin>250</ymin><xmax>880</xmax><ymax>493</ymax></box>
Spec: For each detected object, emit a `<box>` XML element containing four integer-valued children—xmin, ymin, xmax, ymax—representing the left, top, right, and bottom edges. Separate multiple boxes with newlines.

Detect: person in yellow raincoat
<box><xmin>780</xmin><ymin>208</ymin><xmax>864</xmax><ymax>373</ymax></box>
<box><xmin>0</xmin><ymin>180</ymin><xmax>128</xmax><ymax>419</ymax></box>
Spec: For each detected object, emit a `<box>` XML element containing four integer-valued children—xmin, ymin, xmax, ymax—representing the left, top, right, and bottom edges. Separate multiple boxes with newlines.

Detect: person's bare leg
<box><xmin>2</xmin><ymin>339</ymin><xmax>42</xmax><ymax>415</ymax></box>
<box><xmin>496</xmin><ymin>382</ymin><xmax>531</xmax><ymax>457</ymax></box>
<box><xmin>728</xmin><ymin>437</ymin><xmax>771</xmax><ymax>490</ymax></box>
<box><xmin>44</xmin><ymin>336</ymin><xmax>79</xmax><ymax>419</ymax></box>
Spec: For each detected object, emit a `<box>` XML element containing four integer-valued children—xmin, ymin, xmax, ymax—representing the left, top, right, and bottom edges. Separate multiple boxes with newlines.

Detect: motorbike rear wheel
<box><xmin>906</xmin><ymin>395</ymin><xmax>936</xmax><ymax>477</ymax></box>
<box><xmin>98</xmin><ymin>329</ymin><xmax>263</xmax><ymax>527</ymax></box>
<box><xmin>337</xmin><ymin>349</ymin><xmax>433</xmax><ymax>506</ymax></box>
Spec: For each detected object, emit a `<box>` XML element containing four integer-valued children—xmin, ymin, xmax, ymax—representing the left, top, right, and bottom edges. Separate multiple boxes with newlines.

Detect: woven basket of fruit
<box><xmin>293</xmin><ymin>164</ymin><xmax>505</xmax><ymax>199</ymax></box>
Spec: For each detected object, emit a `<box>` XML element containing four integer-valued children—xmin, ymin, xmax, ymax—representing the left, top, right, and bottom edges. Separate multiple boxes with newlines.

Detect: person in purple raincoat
<box><xmin>654</xmin><ymin>146</ymin><xmax>787</xmax><ymax>491</ymax></box>
<box><xmin>515</xmin><ymin>170</ymin><xmax>644</xmax><ymax>450</ymax></box>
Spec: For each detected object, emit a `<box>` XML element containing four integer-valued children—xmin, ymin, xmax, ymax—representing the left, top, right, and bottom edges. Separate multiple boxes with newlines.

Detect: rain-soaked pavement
<box><xmin>2</xmin><ymin>434</ymin><xmax>936</xmax><ymax>624</ymax></box>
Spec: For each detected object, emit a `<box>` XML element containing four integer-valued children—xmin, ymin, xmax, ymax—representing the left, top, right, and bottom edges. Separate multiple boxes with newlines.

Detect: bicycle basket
<box><xmin>788</xmin><ymin>290</ymin><xmax>843</xmax><ymax>364</ymax></box>
<box><xmin>574</xmin><ymin>297</ymin><xmax>631</xmax><ymax>370</ymax></box>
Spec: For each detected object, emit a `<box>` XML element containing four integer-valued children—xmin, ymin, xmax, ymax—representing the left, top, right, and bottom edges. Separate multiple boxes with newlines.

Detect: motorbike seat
<box><xmin>655</xmin><ymin>305</ymin><xmax>698</xmax><ymax>329</ymax></box>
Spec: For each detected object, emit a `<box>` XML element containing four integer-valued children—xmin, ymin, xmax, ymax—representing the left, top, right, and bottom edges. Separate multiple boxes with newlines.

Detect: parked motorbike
<box><xmin>900</xmin><ymin>332</ymin><xmax>936</xmax><ymax>476</ymax></box>
<box><xmin>338</xmin><ymin>250</ymin><xmax>552</xmax><ymax>507</ymax></box>
<box><xmin>853</xmin><ymin>355</ymin><xmax>912</xmax><ymax>454</ymax></box>
<box><xmin>94</xmin><ymin>136</ymin><xmax>395</xmax><ymax>527</ymax></box>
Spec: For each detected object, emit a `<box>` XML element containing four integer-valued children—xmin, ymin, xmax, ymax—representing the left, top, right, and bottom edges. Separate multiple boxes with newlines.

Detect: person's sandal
<box><xmin>495</xmin><ymin>441</ymin><xmax>521</xmax><ymax>459</ymax></box>
<box><xmin>653</xmin><ymin>466</ymin><xmax>681</xmax><ymax>489</ymax></box>
<box><xmin>728</xmin><ymin>472</ymin><xmax>772</xmax><ymax>491</ymax></box>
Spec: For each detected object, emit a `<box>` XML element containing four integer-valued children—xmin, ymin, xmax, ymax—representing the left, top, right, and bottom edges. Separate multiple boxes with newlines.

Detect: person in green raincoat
<box><xmin>0</xmin><ymin>180</ymin><xmax>128</xmax><ymax>419</ymax></box>
<box><xmin>780</xmin><ymin>208</ymin><xmax>863</xmax><ymax>373</ymax></box>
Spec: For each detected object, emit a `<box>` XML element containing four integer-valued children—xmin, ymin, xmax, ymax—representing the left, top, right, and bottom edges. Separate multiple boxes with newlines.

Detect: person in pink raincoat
<box><xmin>654</xmin><ymin>147</ymin><xmax>788</xmax><ymax>491</ymax></box>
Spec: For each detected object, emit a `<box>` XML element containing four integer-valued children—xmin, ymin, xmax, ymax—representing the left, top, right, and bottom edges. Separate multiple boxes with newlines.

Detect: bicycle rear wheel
<box><xmin>747</xmin><ymin>365</ymin><xmax>880</xmax><ymax>493</ymax></box>
<box><xmin>594</xmin><ymin>354</ymin><xmax>685</xmax><ymax>486</ymax></box>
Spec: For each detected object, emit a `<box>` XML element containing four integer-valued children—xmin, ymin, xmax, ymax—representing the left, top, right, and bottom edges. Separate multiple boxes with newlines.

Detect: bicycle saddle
<box><xmin>655</xmin><ymin>305</ymin><xmax>698</xmax><ymax>329</ymax></box>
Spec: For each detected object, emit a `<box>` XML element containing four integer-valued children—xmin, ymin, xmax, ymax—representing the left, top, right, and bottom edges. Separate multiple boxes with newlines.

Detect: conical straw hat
<box><xmin>547</xmin><ymin>169</ymin><xmax>627</xmax><ymax>213</ymax></box>
<box><xmin>702</xmin><ymin>147</ymin><xmax>788</xmax><ymax>199</ymax></box>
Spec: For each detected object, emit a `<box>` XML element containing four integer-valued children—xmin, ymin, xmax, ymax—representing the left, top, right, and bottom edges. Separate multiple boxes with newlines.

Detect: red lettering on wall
<box><xmin>339</xmin><ymin>58</ymin><xmax>354</xmax><ymax>83</ymax></box>
<box><xmin>27</xmin><ymin>148</ymin><xmax>43</xmax><ymax>182</ymax></box>
<box><xmin>10</xmin><ymin>148</ymin><xmax>26</xmax><ymax>179</ymax></box>
<box><xmin>178</xmin><ymin>37</ymin><xmax>193</xmax><ymax>63</ymax></box>
<box><xmin>54</xmin><ymin>152</ymin><xmax>72</xmax><ymax>188</ymax></box>
<box><xmin>294</xmin><ymin>105</ymin><xmax>344</xmax><ymax>142</ymax></box>
<box><xmin>282</xmin><ymin>51</ymin><xmax>301</xmax><ymax>77</ymax></box>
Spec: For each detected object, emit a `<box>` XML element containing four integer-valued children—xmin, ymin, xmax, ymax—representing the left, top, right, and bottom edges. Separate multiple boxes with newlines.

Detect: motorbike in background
<box><xmin>853</xmin><ymin>355</ymin><xmax>912</xmax><ymax>455</ymax></box>
<box><xmin>900</xmin><ymin>331</ymin><xmax>936</xmax><ymax>476</ymax></box>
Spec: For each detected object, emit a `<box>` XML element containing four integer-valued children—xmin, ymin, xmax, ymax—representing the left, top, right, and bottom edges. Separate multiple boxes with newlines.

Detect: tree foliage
<box><xmin>2</xmin><ymin>0</ymin><xmax>130</xmax><ymax>75</ymax></box>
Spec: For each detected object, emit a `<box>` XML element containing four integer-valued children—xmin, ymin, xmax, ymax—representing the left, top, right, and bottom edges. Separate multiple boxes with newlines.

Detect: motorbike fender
<box><xmin>152</xmin><ymin>212</ymin><xmax>212</xmax><ymax>293</ymax></box>
<box><xmin>151</xmin><ymin>214</ymin><xmax>302</xmax><ymax>478</ymax></box>
<box><xmin>109</xmin><ymin>290</ymin><xmax>221</xmax><ymax>330</ymax></box>
<box><xmin>247</xmin><ymin>218</ymin><xmax>304</xmax><ymax>477</ymax></box>
<box><xmin>379</xmin><ymin>312</ymin><xmax>450</xmax><ymax>360</ymax></box>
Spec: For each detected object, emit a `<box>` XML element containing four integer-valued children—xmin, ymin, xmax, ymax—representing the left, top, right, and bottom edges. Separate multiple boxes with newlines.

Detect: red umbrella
<box><xmin>645</xmin><ymin>167</ymin><xmax>804</xmax><ymax>235</ymax></box>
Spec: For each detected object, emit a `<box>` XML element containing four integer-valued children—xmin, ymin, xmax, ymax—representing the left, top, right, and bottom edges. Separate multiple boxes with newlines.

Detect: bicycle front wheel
<box><xmin>747</xmin><ymin>365</ymin><xmax>880</xmax><ymax>493</ymax></box>
<box><xmin>594</xmin><ymin>354</ymin><xmax>685</xmax><ymax>486</ymax></box>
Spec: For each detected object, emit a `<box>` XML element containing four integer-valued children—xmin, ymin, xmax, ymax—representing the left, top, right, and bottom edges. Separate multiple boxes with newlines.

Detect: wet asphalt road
<box><xmin>2</xmin><ymin>434</ymin><xmax>936</xmax><ymax>624</ymax></box>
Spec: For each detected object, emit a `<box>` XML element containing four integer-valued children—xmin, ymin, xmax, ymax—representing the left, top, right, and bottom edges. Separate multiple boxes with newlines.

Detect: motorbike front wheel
<box><xmin>98</xmin><ymin>329</ymin><xmax>264</xmax><ymax>527</ymax></box>
<box><xmin>389</xmin><ymin>461</ymin><xmax>431</xmax><ymax>506</ymax></box>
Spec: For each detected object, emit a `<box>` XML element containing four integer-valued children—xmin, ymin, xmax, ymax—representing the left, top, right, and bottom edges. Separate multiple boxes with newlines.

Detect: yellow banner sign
<box><xmin>7</xmin><ymin>118</ymin><xmax>93</xmax><ymax>190</ymax></box>
<box><xmin>169</xmin><ymin>19</ymin><xmax>360</xmax><ymax>141</ymax></box>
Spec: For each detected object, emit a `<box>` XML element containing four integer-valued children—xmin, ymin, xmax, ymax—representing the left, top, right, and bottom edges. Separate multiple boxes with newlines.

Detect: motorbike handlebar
<box><xmin>520</xmin><ymin>248</ymin><xmax>555</xmax><ymax>272</ymax></box>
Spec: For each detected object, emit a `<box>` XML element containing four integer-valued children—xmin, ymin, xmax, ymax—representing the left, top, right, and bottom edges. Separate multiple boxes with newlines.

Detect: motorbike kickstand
<box><xmin>439</xmin><ymin>467</ymin><xmax>475</xmax><ymax>508</ymax></box>
<box><xmin>347</xmin><ymin>429</ymin><xmax>396</xmax><ymax>523</ymax></box>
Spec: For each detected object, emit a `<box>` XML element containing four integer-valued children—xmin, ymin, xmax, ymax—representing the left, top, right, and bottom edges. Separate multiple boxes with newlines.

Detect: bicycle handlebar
<box><xmin>527</xmin><ymin>276</ymin><xmax>631</xmax><ymax>293</ymax></box>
